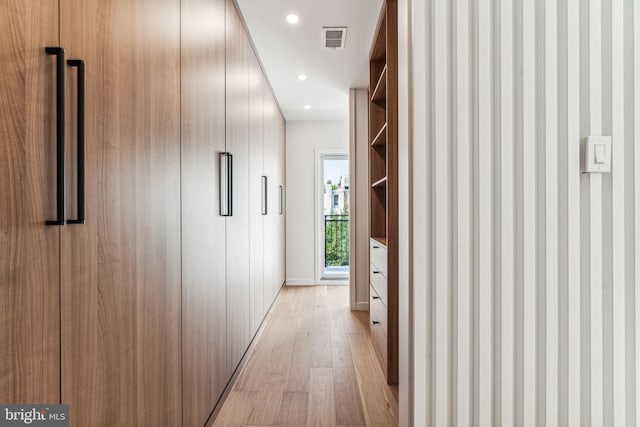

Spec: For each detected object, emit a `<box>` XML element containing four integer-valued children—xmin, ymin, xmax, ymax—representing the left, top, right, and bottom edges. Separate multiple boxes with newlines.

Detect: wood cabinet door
<box><xmin>249</xmin><ymin>52</ymin><xmax>265</xmax><ymax>336</ymax></box>
<box><xmin>225</xmin><ymin>0</ymin><xmax>251</xmax><ymax>374</ymax></box>
<box><xmin>0</xmin><ymin>0</ymin><xmax>61</xmax><ymax>404</ymax></box>
<box><xmin>262</xmin><ymin>86</ymin><xmax>276</xmax><ymax>307</ymax></box>
<box><xmin>278</xmin><ymin>114</ymin><xmax>287</xmax><ymax>286</ymax></box>
<box><xmin>276</xmin><ymin>114</ymin><xmax>286</xmax><ymax>290</ymax></box>
<box><xmin>181</xmin><ymin>0</ymin><xmax>228</xmax><ymax>425</ymax></box>
<box><xmin>59</xmin><ymin>0</ymin><xmax>182</xmax><ymax>425</ymax></box>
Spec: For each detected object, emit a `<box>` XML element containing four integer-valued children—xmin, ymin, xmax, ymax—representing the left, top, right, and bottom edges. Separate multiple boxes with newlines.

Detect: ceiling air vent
<box><xmin>322</xmin><ymin>27</ymin><xmax>347</xmax><ymax>49</ymax></box>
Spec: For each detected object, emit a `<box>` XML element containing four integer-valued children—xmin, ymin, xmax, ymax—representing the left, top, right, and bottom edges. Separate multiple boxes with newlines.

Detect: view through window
<box><xmin>322</xmin><ymin>156</ymin><xmax>349</xmax><ymax>279</ymax></box>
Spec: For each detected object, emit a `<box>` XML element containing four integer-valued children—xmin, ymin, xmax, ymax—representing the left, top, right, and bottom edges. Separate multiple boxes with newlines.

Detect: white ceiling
<box><xmin>235</xmin><ymin>0</ymin><xmax>383</xmax><ymax>121</ymax></box>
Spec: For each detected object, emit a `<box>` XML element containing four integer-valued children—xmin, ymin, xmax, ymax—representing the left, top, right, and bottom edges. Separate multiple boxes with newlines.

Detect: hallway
<box><xmin>213</xmin><ymin>286</ymin><xmax>398</xmax><ymax>427</ymax></box>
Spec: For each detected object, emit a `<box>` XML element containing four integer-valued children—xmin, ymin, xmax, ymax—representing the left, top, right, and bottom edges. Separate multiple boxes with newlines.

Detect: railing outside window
<box><xmin>324</xmin><ymin>215</ymin><xmax>349</xmax><ymax>267</ymax></box>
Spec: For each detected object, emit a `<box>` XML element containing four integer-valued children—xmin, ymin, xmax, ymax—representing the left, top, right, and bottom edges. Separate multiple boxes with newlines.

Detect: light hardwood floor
<box><xmin>212</xmin><ymin>285</ymin><xmax>399</xmax><ymax>427</ymax></box>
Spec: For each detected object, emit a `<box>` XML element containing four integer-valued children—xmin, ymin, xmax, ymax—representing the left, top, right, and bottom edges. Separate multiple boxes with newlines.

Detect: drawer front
<box><xmin>370</xmin><ymin>263</ymin><xmax>388</xmax><ymax>305</ymax></box>
<box><xmin>370</xmin><ymin>239</ymin><xmax>387</xmax><ymax>276</ymax></box>
<box><xmin>370</xmin><ymin>286</ymin><xmax>387</xmax><ymax>368</ymax></box>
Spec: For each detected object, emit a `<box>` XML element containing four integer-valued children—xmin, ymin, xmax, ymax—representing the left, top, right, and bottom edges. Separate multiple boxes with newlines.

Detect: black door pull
<box><xmin>46</xmin><ymin>47</ymin><xmax>66</xmax><ymax>226</ymax></box>
<box><xmin>67</xmin><ymin>59</ymin><xmax>85</xmax><ymax>224</ymax></box>
<box><xmin>220</xmin><ymin>153</ymin><xmax>233</xmax><ymax>216</ymax></box>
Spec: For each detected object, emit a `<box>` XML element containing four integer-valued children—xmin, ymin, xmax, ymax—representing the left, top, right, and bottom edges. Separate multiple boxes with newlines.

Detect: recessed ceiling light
<box><xmin>296</xmin><ymin>74</ymin><xmax>307</xmax><ymax>81</ymax></box>
<box><xmin>286</xmin><ymin>14</ymin><xmax>300</xmax><ymax>24</ymax></box>
<box><xmin>303</xmin><ymin>105</ymin><xmax>311</xmax><ymax>110</ymax></box>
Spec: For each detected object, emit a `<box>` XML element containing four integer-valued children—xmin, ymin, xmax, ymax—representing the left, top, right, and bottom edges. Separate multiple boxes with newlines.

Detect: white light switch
<box><xmin>583</xmin><ymin>136</ymin><xmax>612</xmax><ymax>173</ymax></box>
<box><xmin>594</xmin><ymin>144</ymin><xmax>606</xmax><ymax>164</ymax></box>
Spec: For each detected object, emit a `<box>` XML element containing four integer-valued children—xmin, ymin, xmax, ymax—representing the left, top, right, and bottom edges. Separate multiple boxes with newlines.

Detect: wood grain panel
<box><xmin>214</xmin><ymin>286</ymin><xmax>398</xmax><ymax>426</ymax></box>
<box><xmin>181</xmin><ymin>0</ymin><xmax>228</xmax><ymax>425</ymax></box>
<box><xmin>263</xmin><ymin>86</ymin><xmax>276</xmax><ymax>308</ymax></box>
<box><xmin>348</xmin><ymin>333</ymin><xmax>398</xmax><ymax>426</ymax></box>
<box><xmin>249</xmin><ymin>51</ymin><xmax>265</xmax><ymax>337</ymax></box>
<box><xmin>276</xmin><ymin>392</ymin><xmax>309</xmax><ymax>427</ymax></box>
<box><xmin>211</xmin><ymin>391</ymin><xmax>256</xmax><ymax>427</ymax></box>
<box><xmin>307</xmin><ymin>368</ymin><xmax>336</xmax><ymax>427</ymax></box>
<box><xmin>246</xmin><ymin>390</ymin><xmax>282</xmax><ymax>426</ymax></box>
<box><xmin>59</xmin><ymin>0</ymin><xmax>182</xmax><ymax>425</ymax></box>
<box><xmin>276</xmin><ymin>113</ymin><xmax>286</xmax><ymax>291</ymax></box>
<box><xmin>286</xmin><ymin>330</ymin><xmax>313</xmax><ymax>392</ymax></box>
<box><xmin>331</xmin><ymin>325</ymin><xmax>367</xmax><ymax>426</ymax></box>
<box><xmin>225</xmin><ymin>0</ymin><xmax>252</xmax><ymax>374</ymax></box>
<box><xmin>0</xmin><ymin>0</ymin><xmax>60</xmax><ymax>404</ymax></box>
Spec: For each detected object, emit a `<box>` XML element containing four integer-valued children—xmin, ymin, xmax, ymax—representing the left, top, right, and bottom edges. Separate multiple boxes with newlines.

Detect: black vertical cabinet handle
<box><xmin>261</xmin><ymin>176</ymin><xmax>267</xmax><ymax>216</ymax></box>
<box><xmin>45</xmin><ymin>47</ymin><xmax>66</xmax><ymax>226</ymax></box>
<box><xmin>220</xmin><ymin>153</ymin><xmax>233</xmax><ymax>216</ymax></box>
<box><xmin>66</xmin><ymin>59</ymin><xmax>85</xmax><ymax>224</ymax></box>
<box><xmin>228</xmin><ymin>154</ymin><xmax>233</xmax><ymax>216</ymax></box>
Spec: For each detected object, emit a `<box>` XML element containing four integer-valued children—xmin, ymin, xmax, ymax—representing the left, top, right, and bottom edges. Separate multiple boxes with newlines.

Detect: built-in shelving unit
<box><xmin>368</xmin><ymin>0</ymin><xmax>398</xmax><ymax>385</ymax></box>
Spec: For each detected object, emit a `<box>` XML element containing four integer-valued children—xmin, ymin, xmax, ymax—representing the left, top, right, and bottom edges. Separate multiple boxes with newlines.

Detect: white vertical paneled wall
<box><xmin>410</xmin><ymin>0</ymin><xmax>640</xmax><ymax>425</ymax></box>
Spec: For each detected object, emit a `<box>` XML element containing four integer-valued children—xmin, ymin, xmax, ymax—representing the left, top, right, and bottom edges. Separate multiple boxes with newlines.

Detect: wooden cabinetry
<box><xmin>181</xmin><ymin>0</ymin><xmax>229</xmax><ymax>425</ymax></box>
<box><xmin>249</xmin><ymin>53</ymin><xmax>266</xmax><ymax>336</ymax></box>
<box><xmin>59</xmin><ymin>0</ymin><xmax>183</xmax><ymax>424</ymax></box>
<box><xmin>1</xmin><ymin>0</ymin><xmax>285</xmax><ymax>425</ymax></box>
<box><xmin>0</xmin><ymin>0</ymin><xmax>61</xmax><ymax>404</ymax></box>
<box><xmin>182</xmin><ymin>2</ymin><xmax>286</xmax><ymax>425</ymax></box>
<box><xmin>368</xmin><ymin>0</ymin><xmax>398</xmax><ymax>384</ymax></box>
<box><xmin>225</xmin><ymin>0</ymin><xmax>252</xmax><ymax>374</ymax></box>
<box><xmin>1</xmin><ymin>0</ymin><xmax>183</xmax><ymax>423</ymax></box>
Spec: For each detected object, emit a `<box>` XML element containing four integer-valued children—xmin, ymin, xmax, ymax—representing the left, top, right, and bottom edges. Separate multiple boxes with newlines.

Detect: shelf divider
<box><xmin>371</xmin><ymin>176</ymin><xmax>388</xmax><ymax>188</ymax></box>
<box><xmin>371</xmin><ymin>122</ymin><xmax>388</xmax><ymax>147</ymax></box>
<box><xmin>370</xmin><ymin>65</ymin><xmax>387</xmax><ymax>103</ymax></box>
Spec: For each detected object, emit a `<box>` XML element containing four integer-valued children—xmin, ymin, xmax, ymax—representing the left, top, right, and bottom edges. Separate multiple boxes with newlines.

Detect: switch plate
<box><xmin>583</xmin><ymin>136</ymin><xmax>612</xmax><ymax>173</ymax></box>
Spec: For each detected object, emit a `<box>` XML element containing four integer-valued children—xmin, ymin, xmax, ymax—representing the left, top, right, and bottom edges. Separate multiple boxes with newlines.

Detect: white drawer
<box><xmin>370</xmin><ymin>263</ymin><xmax>387</xmax><ymax>305</ymax></box>
<box><xmin>370</xmin><ymin>239</ymin><xmax>387</xmax><ymax>276</ymax></box>
<box><xmin>370</xmin><ymin>286</ymin><xmax>387</xmax><ymax>368</ymax></box>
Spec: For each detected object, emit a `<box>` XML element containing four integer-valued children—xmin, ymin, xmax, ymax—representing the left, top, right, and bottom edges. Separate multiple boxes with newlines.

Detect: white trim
<box><xmin>286</xmin><ymin>278</ymin><xmax>349</xmax><ymax>287</ymax></box>
<box><xmin>355</xmin><ymin>302</ymin><xmax>370</xmax><ymax>311</ymax></box>
<box><xmin>349</xmin><ymin>90</ymin><xmax>358</xmax><ymax>311</ymax></box>
<box><xmin>314</xmin><ymin>149</ymin><xmax>350</xmax><ymax>286</ymax></box>
<box><xmin>285</xmin><ymin>279</ymin><xmax>316</xmax><ymax>286</ymax></box>
<box><xmin>319</xmin><ymin>279</ymin><xmax>349</xmax><ymax>286</ymax></box>
<box><xmin>411</xmin><ymin>0</ymin><xmax>429</xmax><ymax>424</ymax></box>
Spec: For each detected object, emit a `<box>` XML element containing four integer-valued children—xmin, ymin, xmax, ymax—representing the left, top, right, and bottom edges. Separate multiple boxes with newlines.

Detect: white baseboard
<box><xmin>319</xmin><ymin>279</ymin><xmax>348</xmax><ymax>286</ymax></box>
<box><xmin>285</xmin><ymin>280</ymin><xmax>316</xmax><ymax>286</ymax></box>
<box><xmin>355</xmin><ymin>302</ymin><xmax>369</xmax><ymax>311</ymax></box>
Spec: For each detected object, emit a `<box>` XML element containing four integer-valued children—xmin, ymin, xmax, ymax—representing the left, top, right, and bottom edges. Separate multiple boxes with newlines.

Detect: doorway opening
<box><xmin>317</xmin><ymin>152</ymin><xmax>350</xmax><ymax>283</ymax></box>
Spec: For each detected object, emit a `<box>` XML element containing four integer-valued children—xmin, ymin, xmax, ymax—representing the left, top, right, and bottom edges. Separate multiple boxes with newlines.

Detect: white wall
<box><xmin>285</xmin><ymin>120</ymin><xmax>349</xmax><ymax>285</ymax></box>
<box><xmin>405</xmin><ymin>0</ymin><xmax>640</xmax><ymax>425</ymax></box>
<box><xmin>350</xmin><ymin>89</ymin><xmax>371</xmax><ymax>311</ymax></box>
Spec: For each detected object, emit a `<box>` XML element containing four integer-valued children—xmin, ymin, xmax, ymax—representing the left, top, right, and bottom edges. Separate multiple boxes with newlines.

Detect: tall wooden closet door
<box><xmin>181</xmin><ymin>0</ymin><xmax>228</xmax><ymax>425</ymax></box>
<box><xmin>0</xmin><ymin>0</ymin><xmax>60</xmax><ymax>403</ymax></box>
<box><xmin>249</xmin><ymin>53</ymin><xmax>265</xmax><ymax>336</ymax></box>
<box><xmin>225</xmin><ymin>0</ymin><xmax>252</xmax><ymax>373</ymax></box>
<box><xmin>277</xmin><ymin>115</ymin><xmax>286</xmax><ymax>289</ymax></box>
<box><xmin>59</xmin><ymin>0</ymin><xmax>182</xmax><ymax>425</ymax></box>
<box><xmin>262</xmin><ymin>87</ymin><xmax>276</xmax><ymax>306</ymax></box>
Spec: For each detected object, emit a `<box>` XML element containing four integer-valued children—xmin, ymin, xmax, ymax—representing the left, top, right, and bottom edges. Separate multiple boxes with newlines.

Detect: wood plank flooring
<box><xmin>212</xmin><ymin>285</ymin><xmax>399</xmax><ymax>427</ymax></box>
